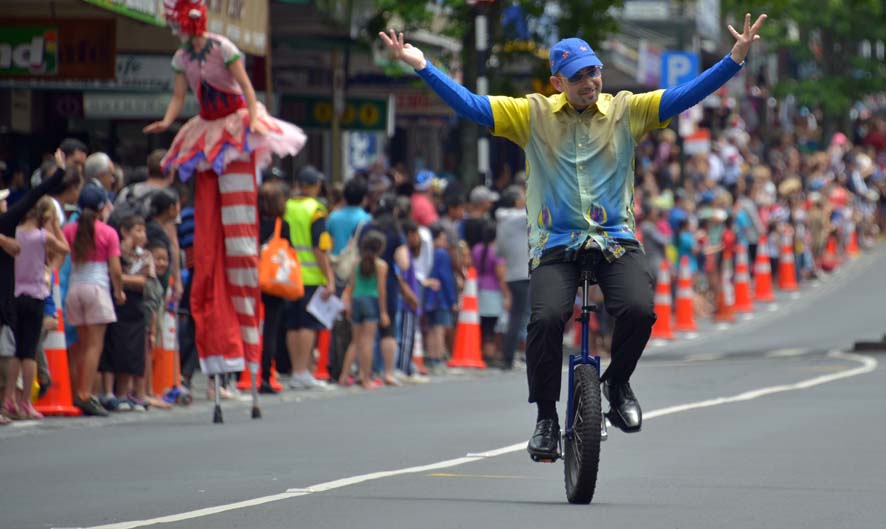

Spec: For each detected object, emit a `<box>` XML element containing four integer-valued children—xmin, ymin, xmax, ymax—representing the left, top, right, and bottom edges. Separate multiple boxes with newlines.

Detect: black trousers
<box><xmin>261</xmin><ymin>293</ymin><xmax>285</xmax><ymax>383</ymax></box>
<box><xmin>526</xmin><ymin>245</ymin><xmax>655</xmax><ymax>403</ymax></box>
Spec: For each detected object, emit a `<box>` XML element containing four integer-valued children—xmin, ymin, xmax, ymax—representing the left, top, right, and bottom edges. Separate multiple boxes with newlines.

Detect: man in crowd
<box><xmin>283</xmin><ymin>166</ymin><xmax>336</xmax><ymax>390</ymax></box>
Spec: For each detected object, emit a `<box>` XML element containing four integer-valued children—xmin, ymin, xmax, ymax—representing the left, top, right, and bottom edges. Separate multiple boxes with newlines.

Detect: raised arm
<box><xmin>0</xmin><ymin>149</ymin><xmax>66</xmax><ymax>235</ymax></box>
<box><xmin>659</xmin><ymin>13</ymin><xmax>766</xmax><ymax>121</ymax></box>
<box><xmin>379</xmin><ymin>30</ymin><xmax>493</xmax><ymax>129</ymax></box>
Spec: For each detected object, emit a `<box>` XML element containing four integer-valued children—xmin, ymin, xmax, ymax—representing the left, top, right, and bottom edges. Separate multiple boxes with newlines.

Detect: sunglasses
<box><xmin>563</xmin><ymin>66</ymin><xmax>603</xmax><ymax>84</ymax></box>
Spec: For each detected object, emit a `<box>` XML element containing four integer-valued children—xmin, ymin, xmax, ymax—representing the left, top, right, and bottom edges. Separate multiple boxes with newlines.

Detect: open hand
<box><xmin>378</xmin><ymin>29</ymin><xmax>427</xmax><ymax>70</ymax></box>
<box><xmin>53</xmin><ymin>149</ymin><xmax>66</xmax><ymax>171</ymax></box>
<box><xmin>728</xmin><ymin>13</ymin><xmax>767</xmax><ymax>64</ymax></box>
<box><xmin>250</xmin><ymin>119</ymin><xmax>269</xmax><ymax>136</ymax></box>
<box><xmin>143</xmin><ymin>120</ymin><xmax>171</xmax><ymax>134</ymax></box>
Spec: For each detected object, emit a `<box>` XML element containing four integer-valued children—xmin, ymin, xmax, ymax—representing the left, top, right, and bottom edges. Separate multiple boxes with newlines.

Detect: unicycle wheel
<box><xmin>564</xmin><ymin>363</ymin><xmax>602</xmax><ymax>504</ymax></box>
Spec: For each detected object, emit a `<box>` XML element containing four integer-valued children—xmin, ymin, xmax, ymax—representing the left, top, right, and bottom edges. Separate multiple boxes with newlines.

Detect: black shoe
<box><xmin>37</xmin><ymin>378</ymin><xmax>51</xmax><ymax>400</ymax></box>
<box><xmin>258</xmin><ymin>381</ymin><xmax>279</xmax><ymax>394</ymax></box>
<box><xmin>527</xmin><ymin>418</ymin><xmax>561</xmax><ymax>461</ymax></box>
<box><xmin>74</xmin><ymin>396</ymin><xmax>110</xmax><ymax>417</ymax></box>
<box><xmin>603</xmin><ymin>381</ymin><xmax>642</xmax><ymax>433</ymax></box>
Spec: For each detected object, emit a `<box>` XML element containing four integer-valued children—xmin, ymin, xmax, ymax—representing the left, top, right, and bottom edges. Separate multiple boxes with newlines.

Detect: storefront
<box><xmin>1</xmin><ymin>0</ymin><xmax>268</xmax><ymax>174</ymax></box>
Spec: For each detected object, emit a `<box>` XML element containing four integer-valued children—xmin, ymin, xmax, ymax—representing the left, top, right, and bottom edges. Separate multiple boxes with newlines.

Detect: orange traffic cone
<box><xmin>753</xmin><ymin>235</ymin><xmax>775</xmax><ymax>302</ymax></box>
<box><xmin>449</xmin><ymin>267</ymin><xmax>486</xmax><ymax>368</ymax></box>
<box><xmin>651</xmin><ymin>260</ymin><xmax>675</xmax><ymax>340</ymax></box>
<box><xmin>36</xmin><ymin>274</ymin><xmax>81</xmax><ymax>416</ymax></box>
<box><xmin>313</xmin><ymin>329</ymin><xmax>332</xmax><ymax>380</ymax></box>
<box><xmin>237</xmin><ymin>364</ymin><xmax>284</xmax><ymax>391</ymax></box>
<box><xmin>151</xmin><ymin>308</ymin><xmax>178</xmax><ymax>396</ymax></box>
<box><xmin>733</xmin><ymin>243</ymin><xmax>755</xmax><ymax>313</ymax></box>
<box><xmin>674</xmin><ymin>256</ymin><xmax>697</xmax><ymax>332</ymax></box>
<box><xmin>847</xmin><ymin>230</ymin><xmax>860</xmax><ymax>258</ymax></box>
<box><xmin>778</xmin><ymin>232</ymin><xmax>799</xmax><ymax>291</ymax></box>
<box><xmin>821</xmin><ymin>235</ymin><xmax>840</xmax><ymax>272</ymax></box>
<box><xmin>714</xmin><ymin>250</ymin><xmax>736</xmax><ymax>323</ymax></box>
<box><xmin>571</xmin><ymin>302</ymin><xmax>582</xmax><ymax>348</ymax></box>
<box><xmin>413</xmin><ymin>330</ymin><xmax>428</xmax><ymax>375</ymax></box>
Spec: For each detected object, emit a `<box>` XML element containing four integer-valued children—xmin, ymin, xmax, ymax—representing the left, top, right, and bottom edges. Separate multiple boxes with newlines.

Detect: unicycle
<box><xmin>563</xmin><ymin>270</ymin><xmax>606</xmax><ymax>504</ymax></box>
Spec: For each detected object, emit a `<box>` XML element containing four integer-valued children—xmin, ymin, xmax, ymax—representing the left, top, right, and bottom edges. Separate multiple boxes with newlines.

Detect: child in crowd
<box><xmin>2</xmin><ymin>197</ymin><xmax>69</xmax><ymax>420</ymax></box>
<box><xmin>424</xmin><ymin>224</ymin><xmax>457</xmax><ymax>374</ymax></box>
<box><xmin>35</xmin><ymin>270</ymin><xmax>59</xmax><ymax>400</ymax></box>
<box><xmin>143</xmin><ymin>240</ymin><xmax>170</xmax><ymax>408</ymax></box>
<box><xmin>342</xmin><ymin>230</ymin><xmax>388</xmax><ymax>389</ymax></box>
<box><xmin>471</xmin><ymin>219</ymin><xmax>511</xmax><ymax>367</ymax></box>
<box><xmin>397</xmin><ymin>221</ymin><xmax>428</xmax><ymax>382</ymax></box>
<box><xmin>63</xmin><ymin>186</ymin><xmax>124</xmax><ymax>417</ymax></box>
<box><xmin>101</xmin><ymin>215</ymin><xmax>154</xmax><ymax>412</ymax></box>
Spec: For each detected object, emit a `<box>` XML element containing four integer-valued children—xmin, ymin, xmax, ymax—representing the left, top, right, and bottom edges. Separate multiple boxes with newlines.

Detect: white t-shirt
<box><xmin>414</xmin><ymin>226</ymin><xmax>434</xmax><ymax>283</ymax></box>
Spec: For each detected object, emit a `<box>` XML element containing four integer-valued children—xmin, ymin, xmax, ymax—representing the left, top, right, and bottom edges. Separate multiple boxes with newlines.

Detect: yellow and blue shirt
<box><xmin>416</xmin><ymin>53</ymin><xmax>742</xmax><ymax>270</ymax></box>
<box><xmin>489</xmin><ymin>90</ymin><xmax>669</xmax><ymax>268</ymax></box>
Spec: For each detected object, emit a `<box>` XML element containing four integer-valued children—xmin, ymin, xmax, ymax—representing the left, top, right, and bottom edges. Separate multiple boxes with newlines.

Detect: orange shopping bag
<box><xmin>258</xmin><ymin>218</ymin><xmax>304</xmax><ymax>301</ymax></box>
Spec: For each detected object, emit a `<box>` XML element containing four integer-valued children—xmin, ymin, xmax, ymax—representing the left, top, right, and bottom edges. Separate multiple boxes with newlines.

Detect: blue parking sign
<box><xmin>660</xmin><ymin>52</ymin><xmax>699</xmax><ymax>89</ymax></box>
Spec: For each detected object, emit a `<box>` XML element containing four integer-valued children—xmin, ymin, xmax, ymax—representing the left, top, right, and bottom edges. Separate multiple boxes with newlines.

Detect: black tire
<box><xmin>564</xmin><ymin>363</ymin><xmax>602</xmax><ymax>504</ymax></box>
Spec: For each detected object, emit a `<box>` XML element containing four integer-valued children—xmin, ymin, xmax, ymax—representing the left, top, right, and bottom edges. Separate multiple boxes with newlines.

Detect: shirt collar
<box><xmin>552</xmin><ymin>92</ymin><xmax>610</xmax><ymax>116</ymax></box>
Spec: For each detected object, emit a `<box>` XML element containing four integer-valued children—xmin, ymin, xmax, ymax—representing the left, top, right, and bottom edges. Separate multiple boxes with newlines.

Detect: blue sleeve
<box><xmin>659</xmin><ymin>54</ymin><xmax>743</xmax><ymax>122</ymax></box>
<box><xmin>416</xmin><ymin>61</ymin><xmax>494</xmax><ymax>128</ymax></box>
<box><xmin>441</xmin><ymin>255</ymin><xmax>458</xmax><ymax>307</ymax></box>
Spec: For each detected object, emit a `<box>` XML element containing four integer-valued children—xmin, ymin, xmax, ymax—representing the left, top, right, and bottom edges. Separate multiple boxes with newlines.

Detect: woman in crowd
<box><xmin>2</xmin><ymin>197</ymin><xmax>69</xmax><ymax>420</ymax></box>
<box><xmin>63</xmin><ymin>186</ymin><xmax>125</xmax><ymax>417</ymax></box>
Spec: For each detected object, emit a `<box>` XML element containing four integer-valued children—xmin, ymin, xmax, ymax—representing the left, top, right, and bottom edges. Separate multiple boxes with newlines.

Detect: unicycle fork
<box><xmin>563</xmin><ymin>270</ymin><xmax>605</xmax><ymax>504</ymax></box>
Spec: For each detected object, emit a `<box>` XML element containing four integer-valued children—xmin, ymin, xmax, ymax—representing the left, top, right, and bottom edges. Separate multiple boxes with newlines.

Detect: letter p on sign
<box><xmin>660</xmin><ymin>52</ymin><xmax>699</xmax><ymax>89</ymax></box>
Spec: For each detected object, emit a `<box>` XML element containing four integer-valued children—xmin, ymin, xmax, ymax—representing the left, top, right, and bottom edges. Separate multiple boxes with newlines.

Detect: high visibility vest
<box><xmin>284</xmin><ymin>197</ymin><xmax>327</xmax><ymax>286</ymax></box>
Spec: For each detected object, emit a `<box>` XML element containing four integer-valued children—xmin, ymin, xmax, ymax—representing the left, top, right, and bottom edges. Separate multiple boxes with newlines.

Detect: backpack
<box><xmin>108</xmin><ymin>187</ymin><xmax>158</xmax><ymax>231</ymax></box>
<box><xmin>258</xmin><ymin>218</ymin><xmax>305</xmax><ymax>301</ymax></box>
<box><xmin>329</xmin><ymin>220</ymin><xmax>368</xmax><ymax>287</ymax></box>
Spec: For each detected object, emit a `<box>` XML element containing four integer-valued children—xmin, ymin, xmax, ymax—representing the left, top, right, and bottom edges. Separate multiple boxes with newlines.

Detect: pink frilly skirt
<box><xmin>161</xmin><ymin>102</ymin><xmax>306</xmax><ymax>180</ymax></box>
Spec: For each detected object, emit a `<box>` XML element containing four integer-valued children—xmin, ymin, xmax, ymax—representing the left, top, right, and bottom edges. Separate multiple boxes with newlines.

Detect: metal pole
<box><xmin>475</xmin><ymin>8</ymin><xmax>491</xmax><ymax>186</ymax></box>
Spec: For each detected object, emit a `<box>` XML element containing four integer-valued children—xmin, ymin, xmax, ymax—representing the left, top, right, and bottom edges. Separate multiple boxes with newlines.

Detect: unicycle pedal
<box><xmin>527</xmin><ymin>434</ymin><xmax>562</xmax><ymax>463</ymax></box>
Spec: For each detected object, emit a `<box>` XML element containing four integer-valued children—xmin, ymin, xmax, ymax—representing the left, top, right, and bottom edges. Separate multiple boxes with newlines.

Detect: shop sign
<box><xmin>281</xmin><ymin>95</ymin><xmax>387</xmax><ymax>131</ymax></box>
<box><xmin>83</xmin><ymin>91</ymin><xmax>266</xmax><ymax>118</ymax></box>
<box><xmin>0</xmin><ymin>26</ymin><xmax>59</xmax><ymax>76</ymax></box>
<box><xmin>0</xmin><ymin>19</ymin><xmax>116</xmax><ymax>79</ymax></box>
<box><xmin>81</xmin><ymin>0</ymin><xmax>166</xmax><ymax>26</ymax></box>
<box><xmin>84</xmin><ymin>92</ymin><xmax>201</xmax><ymax>118</ymax></box>
<box><xmin>0</xmin><ymin>54</ymin><xmax>173</xmax><ymax>91</ymax></box>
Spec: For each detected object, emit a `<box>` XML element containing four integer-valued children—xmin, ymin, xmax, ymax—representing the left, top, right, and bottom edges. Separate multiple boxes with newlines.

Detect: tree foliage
<box><xmin>722</xmin><ymin>0</ymin><xmax>886</xmax><ymax>132</ymax></box>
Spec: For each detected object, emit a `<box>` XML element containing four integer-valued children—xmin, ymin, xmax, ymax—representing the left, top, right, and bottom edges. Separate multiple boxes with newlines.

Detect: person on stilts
<box><xmin>145</xmin><ymin>0</ymin><xmax>307</xmax><ymax>422</ymax></box>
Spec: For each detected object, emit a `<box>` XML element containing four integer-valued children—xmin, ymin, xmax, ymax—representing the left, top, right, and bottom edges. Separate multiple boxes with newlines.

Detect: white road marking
<box><xmin>766</xmin><ymin>348</ymin><xmax>809</xmax><ymax>358</ymax></box>
<box><xmin>84</xmin><ymin>350</ymin><xmax>877</xmax><ymax>529</ymax></box>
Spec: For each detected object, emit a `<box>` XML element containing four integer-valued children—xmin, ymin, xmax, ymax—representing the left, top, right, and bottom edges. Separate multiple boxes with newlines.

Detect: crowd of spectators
<box><xmin>0</xmin><ymin>108</ymin><xmax>884</xmax><ymax>421</ymax></box>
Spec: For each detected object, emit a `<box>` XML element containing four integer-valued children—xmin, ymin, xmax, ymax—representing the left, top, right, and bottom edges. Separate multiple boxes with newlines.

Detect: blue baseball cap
<box><xmin>414</xmin><ymin>169</ymin><xmax>435</xmax><ymax>191</ymax></box>
<box><xmin>78</xmin><ymin>184</ymin><xmax>110</xmax><ymax>211</ymax></box>
<box><xmin>549</xmin><ymin>38</ymin><xmax>603</xmax><ymax>77</ymax></box>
